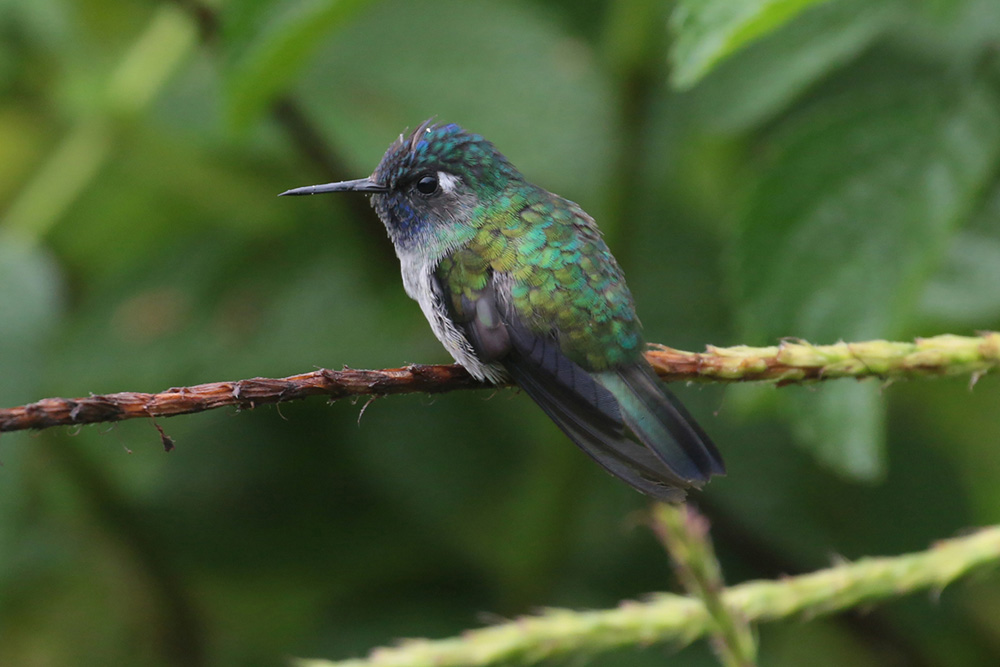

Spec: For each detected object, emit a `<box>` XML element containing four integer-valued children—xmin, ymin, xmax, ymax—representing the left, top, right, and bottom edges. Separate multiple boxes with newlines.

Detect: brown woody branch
<box><xmin>2</xmin><ymin>334</ymin><xmax>997</xmax><ymax>435</ymax></box>
<box><xmin>0</xmin><ymin>364</ymin><xmax>482</xmax><ymax>435</ymax></box>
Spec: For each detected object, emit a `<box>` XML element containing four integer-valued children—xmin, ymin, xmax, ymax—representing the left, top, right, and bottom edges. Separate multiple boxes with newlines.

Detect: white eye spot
<box><xmin>437</xmin><ymin>171</ymin><xmax>461</xmax><ymax>194</ymax></box>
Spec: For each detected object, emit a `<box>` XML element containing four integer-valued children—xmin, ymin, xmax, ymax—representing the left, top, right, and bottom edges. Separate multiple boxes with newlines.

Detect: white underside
<box><xmin>399</xmin><ymin>251</ymin><xmax>507</xmax><ymax>383</ymax></box>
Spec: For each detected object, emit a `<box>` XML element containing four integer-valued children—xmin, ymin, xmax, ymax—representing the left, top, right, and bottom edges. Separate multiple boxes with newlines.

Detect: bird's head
<box><xmin>280</xmin><ymin>120</ymin><xmax>522</xmax><ymax>251</ymax></box>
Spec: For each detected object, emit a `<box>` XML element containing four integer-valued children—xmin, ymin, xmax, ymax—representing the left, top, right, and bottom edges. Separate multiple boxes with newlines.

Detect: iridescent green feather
<box><xmin>437</xmin><ymin>186</ymin><xmax>643</xmax><ymax>370</ymax></box>
<box><xmin>284</xmin><ymin>120</ymin><xmax>722</xmax><ymax>498</ymax></box>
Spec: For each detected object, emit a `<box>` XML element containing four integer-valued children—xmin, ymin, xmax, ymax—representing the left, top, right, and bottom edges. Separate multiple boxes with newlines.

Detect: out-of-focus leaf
<box><xmin>919</xmin><ymin>178</ymin><xmax>1000</xmax><ymax>327</ymax></box>
<box><xmin>892</xmin><ymin>0</ymin><xmax>1000</xmax><ymax>64</ymax></box>
<box><xmin>737</xmin><ymin>68</ymin><xmax>1000</xmax><ymax>342</ymax></box>
<box><xmin>683</xmin><ymin>0</ymin><xmax>899</xmax><ymax>131</ymax></box>
<box><xmin>670</xmin><ymin>0</ymin><xmax>834</xmax><ymax>88</ymax></box>
<box><xmin>786</xmin><ymin>382</ymin><xmax>885</xmax><ymax>479</ymax></box>
<box><xmin>49</xmin><ymin>123</ymin><xmax>293</xmax><ymax>281</ymax></box>
<box><xmin>1</xmin><ymin>120</ymin><xmax>111</xmax><ymax>241</ymax></box>
<box><xmin>222</xmin><ymin>0</ymin><xmax>375</xmax><ymax>130</ymax></box>
<box><xmin>0</xmin><ymin>236</ymin><xmax>62</xmax><ymax>405</ymax></box>
<box><xmin>295</xmin><ymin>0</ymin><xmax>616</xmax><ymax>218</ymax></box>
<box><xmin>733</xmin><ymin>64</ymin><xmax>1000</xmax><ymax>477</ymax></box>
<box><xmin>920</xmin><ymin>231</ymin><xmax>1000</xmax><ymax>325</ymax></box>
<box><xmin>104</xmin><ymin>5</ymin><xmax>197</xmax><ymax>115</ymax></box>
<box><xmin>2</xmin><ymin>6</ymin><xmax>195</xmax><ymax>246</ymax></box>
<box><xmin>0</xmin><ymin>0</ymin><xmax>73</xmax><ymax>55</ymax></box>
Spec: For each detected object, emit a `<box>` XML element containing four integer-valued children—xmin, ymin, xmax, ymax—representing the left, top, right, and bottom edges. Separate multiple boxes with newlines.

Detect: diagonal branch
<box><xmin>1</xmin><ymin>334</ymin><xmax>997</xmax><ymax>434</ymax></box>
<box><xmin>295</xmin><ymin>524</ymin><xmax>1000</xmax><ymax>667</ymax></box>
<box><xmin>652</xmin><ymin>504</ymin><xmax>757</xmax><ymax>667</ymax></box>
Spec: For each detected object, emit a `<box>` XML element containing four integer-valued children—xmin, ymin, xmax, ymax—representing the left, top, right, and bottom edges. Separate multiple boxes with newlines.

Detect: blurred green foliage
<box><xmin>1</xmin><ymin>0</ymin><xmax>1000</xmax><ymax>665</ymax></box>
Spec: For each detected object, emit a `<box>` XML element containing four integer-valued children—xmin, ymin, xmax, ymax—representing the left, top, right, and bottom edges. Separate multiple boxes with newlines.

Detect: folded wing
<box><xmin>435</xmin><ymin>271</ymin><xmax>723</xmax><ymax>502</ymax></box>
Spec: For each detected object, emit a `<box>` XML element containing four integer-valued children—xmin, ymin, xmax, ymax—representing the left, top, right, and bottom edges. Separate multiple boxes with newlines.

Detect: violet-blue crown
<box><xmin>373</xmin><ymin>121</ymin><xmax>522</xmax><ymax>195</ymax></box>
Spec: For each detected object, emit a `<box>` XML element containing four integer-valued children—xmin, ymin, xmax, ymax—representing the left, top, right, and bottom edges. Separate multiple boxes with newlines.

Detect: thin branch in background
<box><xmin>294</xmin><ymin>524</ymin><xmax>1000</xmax><ymax>667</ymax></box>
<box><xmin>169</xmin><ymin>0</ymin><xmax>219</xmax><ymax>43</ymax></box>
<box><xmin>652</xmin><ymin>504</ymin><xmax>757</xmax><ymax>667</ymax></box>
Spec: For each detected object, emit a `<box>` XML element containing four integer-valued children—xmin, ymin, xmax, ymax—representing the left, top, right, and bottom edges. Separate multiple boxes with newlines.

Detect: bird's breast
<box><xmin>399</xmin><ymin>252</ymin><xmax>506</xmax><ymax>384</ymax></box>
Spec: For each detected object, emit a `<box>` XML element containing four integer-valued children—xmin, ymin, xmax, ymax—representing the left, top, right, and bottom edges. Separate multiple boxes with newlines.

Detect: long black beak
<box><xmin>278</xmin><ymin>177</ymin><xmax>388</xmax><ymax>197</ymax></box>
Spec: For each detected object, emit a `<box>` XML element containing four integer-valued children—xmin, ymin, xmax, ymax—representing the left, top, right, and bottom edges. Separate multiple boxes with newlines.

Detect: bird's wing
<box><xmin>431</xmin><ymin>269</ymin><xmax>694</xmax><ymax>502</ymax></box>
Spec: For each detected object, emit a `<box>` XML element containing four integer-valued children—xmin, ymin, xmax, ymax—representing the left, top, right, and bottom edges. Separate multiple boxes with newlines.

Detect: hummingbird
<box><xmin>280</xmin><ymin>120</ymin><xmax>724</xmax><ymax>501</ymax></box>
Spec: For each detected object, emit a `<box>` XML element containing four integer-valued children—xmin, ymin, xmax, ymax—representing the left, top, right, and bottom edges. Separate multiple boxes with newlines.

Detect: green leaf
<box><xmin>893</xmin><ymin>0</ymin><xmax>1000</xmax><ymax>64</ymax></box>
<box><xmin>683</xmin><ymin>0</ymin><xmax>900</xmax><ymax>131</ymax></box>
<box><xmin>736</xmin><ymin>68</ymin><xmax>1000</xmax><ymax>342</ymax></box>
<box><xmin>733</xmin><ymin>63</ymin><xmax>1000</xmax><ymax>477</ymax></box>
<box><xmin>920</xmin><ymin>231</ymin><xmax>1000</xmax><ymax>325</ymax></box>
<box><xmin>222</xmin><ymin>0</ymin><xmax>375</xmax><ymax>130</ymax></box>
<box><xmin>920</xmin><ymin>179</ymin><xmax>1000</xmax><ymax>326</ymax></box>
<box><xmin>670</xmin><ymin>0</ymin><xmax>835</xmax><ymax>88</ymax></box>
<box><xmin>785</xmin><ymin>382</ymin><xmax>885</xmax><ymax>479</ymax></box>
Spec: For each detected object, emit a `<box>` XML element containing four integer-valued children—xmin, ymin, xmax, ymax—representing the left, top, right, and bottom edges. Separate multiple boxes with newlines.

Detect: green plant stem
<box><xmin>652</xmin><ymin>504</ymin><xmax>757</xmax><ymax>667</ymax></box>
<box><xmin>647</xmin><ymin>333</ymin><xmax>1000</xmax><ymax>384</ymax></box>
<box><xmin>295</xmin><ymin>525</ymin><xmax>1000</xmax><ymax>667</ymax></box>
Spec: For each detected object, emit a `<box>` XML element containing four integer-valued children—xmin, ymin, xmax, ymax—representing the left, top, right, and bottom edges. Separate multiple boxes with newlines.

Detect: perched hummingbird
<box><xmin>280</xmin><ymin>120</ymin><xmax>724</xmax><ymax>501</ymax></box>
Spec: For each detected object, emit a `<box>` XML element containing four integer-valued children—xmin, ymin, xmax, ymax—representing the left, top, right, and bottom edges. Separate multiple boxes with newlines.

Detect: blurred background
<box><xmin>2</xmin><ymin>0</ymin><xmax>1000</xmax><ymax>665</ymax></box>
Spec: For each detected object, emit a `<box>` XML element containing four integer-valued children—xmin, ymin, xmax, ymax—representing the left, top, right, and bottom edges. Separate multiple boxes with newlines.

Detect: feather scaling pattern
<box><xmin>281</xmin><ymin>121</ymin><xmax>724</xmax><ymax>501</ymax></box>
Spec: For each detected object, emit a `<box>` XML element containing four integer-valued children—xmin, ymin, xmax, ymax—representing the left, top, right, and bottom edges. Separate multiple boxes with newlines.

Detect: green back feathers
<box><xmin>437</xmin><ymin>186</ymin><xmax>643</xmax><ymax>370</ymax></box>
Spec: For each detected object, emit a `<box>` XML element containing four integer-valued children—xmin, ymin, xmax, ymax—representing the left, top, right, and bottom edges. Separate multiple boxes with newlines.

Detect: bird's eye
<box><xmin>415</xmin><ymin>174</ymin><xmax>439</xmax><ymax>196</ymax></box>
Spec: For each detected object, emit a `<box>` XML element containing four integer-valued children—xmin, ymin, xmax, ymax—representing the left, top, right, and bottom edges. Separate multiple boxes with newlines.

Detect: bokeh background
<box><xmin>3</xmin><ymin>0</ymin><xmax>1000</xmax><ymax>665</ymax></box>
